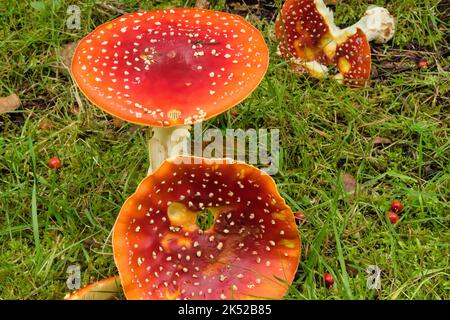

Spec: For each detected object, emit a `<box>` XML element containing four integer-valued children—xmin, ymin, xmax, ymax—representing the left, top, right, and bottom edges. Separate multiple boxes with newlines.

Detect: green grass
<box><xmin>0</xmin><ymin>0</ymin><xmax>449</xmax><ymax>299</ymax></box>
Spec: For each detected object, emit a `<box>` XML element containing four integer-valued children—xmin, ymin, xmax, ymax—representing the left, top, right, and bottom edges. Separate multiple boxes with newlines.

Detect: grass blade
<box><xmin>28</xmin><ymin>137</ymin><xmax>40</xmax><ymax>253</ymax></box>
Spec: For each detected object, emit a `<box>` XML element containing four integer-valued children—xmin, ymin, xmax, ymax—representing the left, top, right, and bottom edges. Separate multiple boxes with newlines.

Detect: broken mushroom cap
<box><xmin>275</xmin><ymin>0</ymin><xmax>372</xmax><ymax>85</ymax></box>
<box><xmin>64</xmin><ymin>276</ymin><xmax>122</xmax><ymax>300</ymax></box>
<box><xmin>276</xmin><ymin>0</ymin><xmax>335</xmax><ymax>68</ymax></box>
<box><xmin>113</xmin><ymin>156</ymin><xmax>300</xmax><ymax>300</ymax></box>
<box><xmin>334</xmin><ymin>29</ymin><xmax>371</xmax><ymax>86</ymax></box>
<box><xmin>72</xmin><ymin>8</ymin><xmax>269</xmax><ymax>127</ymax></box>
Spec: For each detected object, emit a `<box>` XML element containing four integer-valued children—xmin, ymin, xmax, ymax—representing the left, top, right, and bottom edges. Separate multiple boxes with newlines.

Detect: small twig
<box><xmin>97</xmin><ymin>2</ymin><xmax>127</xmax><ymax>15</ymax></box>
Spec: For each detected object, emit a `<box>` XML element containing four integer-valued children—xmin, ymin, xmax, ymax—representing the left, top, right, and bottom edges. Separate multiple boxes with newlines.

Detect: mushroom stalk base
<box><xmin>148</xmin><ymin>125</ymin><xmax>191</xmax><ymax>175</ymax></box>
<box><xmin>343</xmin><ymin>6</ymin><xmax>395</xmax><ymax>44</ymax></box>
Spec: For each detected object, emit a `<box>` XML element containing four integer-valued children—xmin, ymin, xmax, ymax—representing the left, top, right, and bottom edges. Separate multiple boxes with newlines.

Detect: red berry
<box><xmin>294</xmin><ymin>211</ymin><xmax>306</xmax><ymax>224</ymax></box>
<box><xmin>417</xmin><ymin>59</ymin><xmax>428</xmax><ymax>69</ymax></box>
<box><xmin>390</xmin><ymin>201</ymin><xmax>403</xmax><ymax>213</ymax></box>
<box><xmin>48</xmin><ymin>157</ymin><xmax>62</xmax><ymax>170</ymax></box>
<box><xmin>324</xmin><ymin>273</ymin><xmax>334</xmax><ymax>287</ymax></box>
<box><xmin>388</xmin><ymin>211</ymin><xmax>399</xmax><ymax>224</ymax></box>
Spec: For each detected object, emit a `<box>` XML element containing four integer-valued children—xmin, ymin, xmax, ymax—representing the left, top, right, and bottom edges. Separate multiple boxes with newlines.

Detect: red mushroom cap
<box><xmin>64</xmin><ymin>276</ymin><xmax>122</xmax><ymax>300</ymax></box>
<box><xmin>113</xmin><ymin>156</ymin><xmax>300</xmax><ymax>300</ymax></box>
<box><xmin>275</xmin><ymin>0</ymin><xmax>371</xmax><ymax>86</ymax></box>
<box><xmin>72</xmin><ymin>9</ymin><xmax>269</xmax><ymax>127</ymax></box>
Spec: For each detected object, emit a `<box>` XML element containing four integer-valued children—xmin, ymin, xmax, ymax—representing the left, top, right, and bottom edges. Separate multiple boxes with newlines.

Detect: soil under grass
<box><xmin>0</xmin><ymin>0</ymin><xmax>449</xmax><ymax>299</ymax></box>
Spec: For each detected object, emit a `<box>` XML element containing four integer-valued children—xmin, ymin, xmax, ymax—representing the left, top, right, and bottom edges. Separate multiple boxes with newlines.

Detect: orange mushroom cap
<box><xmin>113</xmin><ymin>156</ymin><xmax>300</xmax><ymax>300</ymax></box>
<box><xmin>275</xmin><ymin>0</ymin><xmax>371</xmax><ymax>86</ymax></box>
<box><xmin>72</xmin><ymin>8</ymin><xmax>269</xmax><ymax>127</ymax></box>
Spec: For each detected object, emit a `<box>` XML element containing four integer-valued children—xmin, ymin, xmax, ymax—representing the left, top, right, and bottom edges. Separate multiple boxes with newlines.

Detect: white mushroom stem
<box><xmin>292</xmin><ymin>59</ymin><xmax>330</xmax><ymax>78</ymax></box>
<box><xmin>343</xmin><ymin>6</ymin><xmax>395</xmax><ymax>44</ymax></box>
<box><xmin>148</xmin><ymin>125</ymin><xmax>191</xmax><ymax>174</ymax></box>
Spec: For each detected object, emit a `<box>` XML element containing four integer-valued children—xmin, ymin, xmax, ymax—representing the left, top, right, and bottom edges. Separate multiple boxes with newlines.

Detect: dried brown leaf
<box><xmin>373</xmin><ymin>137</ymin><xmax>392</xmax><ymax>145</ymax></box>
<box><xmin>0</xmin><ymin>94</ymin><xmax>21</xmax><ymax>114</ymax></box>
<box><xmin>38</xmin><ymin>119</ymin><xmax>55</xmax><ymax>130</ymax></box>
<box><xmin>341</xmin><ymin>173</ymin><xmax>356</xmax><ymax>193</ymax></box>
<box><xmin>60</xmin><ymin>41</ymin><xmax>79</xmax><ymax>67</ymax></box>
<box><xmin>345</xmin><ymin>261</ymin><xmax>359</xmax><ymax>277</ymax></box>
<box><xmin>112</xmin><ymin>118</ymin><xmax>125</xmax><ymax>128</ymax></box>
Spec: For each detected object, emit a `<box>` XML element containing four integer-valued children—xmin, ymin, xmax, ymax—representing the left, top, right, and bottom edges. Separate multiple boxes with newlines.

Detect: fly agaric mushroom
<box><xmin>275</xmin><ymin>0</ymin><xmax>395</xmax><ymax>86</ymax></box>
<box><xmin>65</xmin><ymin>276</ymin><xmax>122</xmax><ymax>300</ymax></box>
<box><xmin>113</xmin><ymin>156</ymin><xmax>300</xmax><ymax>300</ymax></box>
<box><xmin>71</xmin><ymin>8</ymin><xmax>269</xmax><ymax>173</ymax></box>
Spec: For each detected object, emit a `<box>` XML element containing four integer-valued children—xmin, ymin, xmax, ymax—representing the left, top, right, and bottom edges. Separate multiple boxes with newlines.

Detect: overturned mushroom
<box><xmin>113</xmin><ymin>156</ymin><xmax>300</xmax><ymax>300</ymax></box>
<box><xmin>72</xmin><ymin>8</ymin><xmax>269</xmax><ymax>173</ymax></box>
<box><xmin>276</xmin><ymin>0</ymin><xmax>395</xmax><ymax>85</ymax></box>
